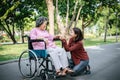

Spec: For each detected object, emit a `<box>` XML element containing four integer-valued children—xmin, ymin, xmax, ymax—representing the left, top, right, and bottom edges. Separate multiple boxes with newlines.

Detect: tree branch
<box><xmin>83</xmin><ymin>20</ymin><xmax>92</xmax><ymax>28</ymax></box>
<box><xmin>65</xmin><ymin>0</ymin><xmax>69</xmax><ymax>27</ymax></box>
<box><xmin>0</xmin><ymin>1</ymin><xmax>20</xmax><ymax>21</ymax></box>
<box><xmin>1</xmin><ymin>21</ymin><xmax>10</xmax><ymax>35</ymax></box>
<box><xmin>68</xmin><ymin>0</ymin><xmax>78</xmax><ymax>29</ymax></box>
<box><xmin>74</xmin><ymin>5</ymin><xmax>83</xmax><ymax>27</ymax></box>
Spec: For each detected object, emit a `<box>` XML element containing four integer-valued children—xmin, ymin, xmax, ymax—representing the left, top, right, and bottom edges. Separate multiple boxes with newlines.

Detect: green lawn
<box><xmin>84</xmin><ymin>38</ymin><xmax>117</xmax><ymax>46</ymax></box>
<box><xmin>0</xmin><ymin>44</ymin><xmax>27</xmax><ymax>61</ymax></box>
<box><xmin>0</xmin><ymin>38</ymin><xmax>119</xmax><ymax>61</ymax></box>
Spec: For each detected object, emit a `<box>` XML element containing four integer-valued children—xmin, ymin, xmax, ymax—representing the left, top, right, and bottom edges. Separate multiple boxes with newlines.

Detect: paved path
<box><xmin>0</xmin><ymin>43</ymin><xmax>120</xmax><ymax>80</ymax></box>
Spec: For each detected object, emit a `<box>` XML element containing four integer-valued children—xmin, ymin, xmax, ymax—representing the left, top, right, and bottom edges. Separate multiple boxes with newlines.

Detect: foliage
<box><xmin>0</xmin><ymin>0</ymin><xmax>120</xmax><ymax>43</ymax></box>
<box><xmin>0</xmin><ymin>0</ymin><xmax>48</xmax><ymax>43</ymax></box>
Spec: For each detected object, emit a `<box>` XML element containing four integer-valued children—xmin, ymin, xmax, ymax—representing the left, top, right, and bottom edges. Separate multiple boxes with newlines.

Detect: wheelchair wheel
<box><xmin>18</xmin><ymin>50</ymin><xmax>38</xmax><ymax>78</ymax></box>
<box><xmin>40</xmin><ymin>69</ymin><xmax>48</xmax><ymax>80</ymax></box>
<box><xmin>40</xmin><ymin>57</ymin><xmax>56</xmax><ymax>80</ymax></box>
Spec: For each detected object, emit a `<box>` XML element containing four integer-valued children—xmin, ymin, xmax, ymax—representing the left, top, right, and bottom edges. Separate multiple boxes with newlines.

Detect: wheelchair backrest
<box><xmin>28</xmin><ymin>36</ymin><xmax>34</xmax><ymax>50</ymax></box>
<box><xmin>27</xmin><ymin>36</ymin><xmax>48</xmax><ymax>58</ymax></box>
<box><xmin>27</xmin><ymin>36</ymin><xmax>47</xmax><ymax>50</ymax></box>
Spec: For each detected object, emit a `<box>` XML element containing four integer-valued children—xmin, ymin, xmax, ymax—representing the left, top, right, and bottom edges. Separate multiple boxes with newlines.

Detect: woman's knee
<box><xmin>73</xmin><ymin>62</ymin><xmax>87</xmax><ymax>72</ymax></box>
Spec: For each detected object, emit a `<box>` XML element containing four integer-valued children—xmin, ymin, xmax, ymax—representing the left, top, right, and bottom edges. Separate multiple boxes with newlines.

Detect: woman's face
<box><xmin>39</xmin><ymin>21</ymin><xmax>47</xmax><ymax>30</ymax></box>
<box><xmin>70</xmin><ymin>29</ymin><xmax>77</xmax><ymax>38</ymax></box>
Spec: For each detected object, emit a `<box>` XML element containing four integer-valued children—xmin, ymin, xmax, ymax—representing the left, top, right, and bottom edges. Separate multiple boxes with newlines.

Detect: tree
<box><xmin>55</xmin><ymin>0</ymin><xmax>82</xmax><ymax>38</ymax></box>
<box><xmin>97</xmin><ymin>0</ymin><xmax>120</xmax><ymax>42</ymax></box>
<box><xmin>0</xmin><ymin>0</ymin><xmax>48</xmax><ymax>43</ymax></box>
<box><xmin>46</xmin><ymin>0</ymin><xmax>55</xmax><ymax>35</ymax></box>
<box><xmin>79</xmin><ymin>0</ymin><xmax>100</xmax><ymax>38</ymax></box>
<box><xmin>111</xmin><ymin>0</ymin><xmax>120</xmax><ymax>42</ymax></box>
<box><xmin>0</xmin><ymin>0</ymin><xmax>21</xmax><ymax>43</ymax></box>
<box><xmin>54</xmin><ymin>0</ymin><xmax>100</xmax><ymax>38</ymax></box>
<box><xmin>0</xmin><ymin>1</ymin><xmax>20</xmax><ymax>21</ymax></box>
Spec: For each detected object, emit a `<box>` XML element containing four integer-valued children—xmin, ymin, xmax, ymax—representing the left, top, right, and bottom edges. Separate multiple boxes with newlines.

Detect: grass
<box><xmin>0</xmin><ymin>44</ymin><xmax>27</xmax><ymax>61</ymax></box>
<box><xmin>0</xmin><ymin>37</ymin><xmax>119</xmax><ymax>62</ymax></box>
<box><xmin>84</xmin><ymin>38</ymin><xmax>117</xmax><ymax>46</ymax></box>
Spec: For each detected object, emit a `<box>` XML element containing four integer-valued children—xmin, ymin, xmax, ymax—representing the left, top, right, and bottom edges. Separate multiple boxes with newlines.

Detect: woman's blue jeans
<box><xmin>73</xmin><ymin>60</ymin><xmax>89</xmax><ymax>74</ymax></box>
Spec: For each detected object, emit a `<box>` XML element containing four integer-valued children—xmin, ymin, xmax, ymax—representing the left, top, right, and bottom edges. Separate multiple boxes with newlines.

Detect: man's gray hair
<box><xmin>36</xmin><ymin>16</ymin><xmax>48</xmax><ymax>27</ymax></box>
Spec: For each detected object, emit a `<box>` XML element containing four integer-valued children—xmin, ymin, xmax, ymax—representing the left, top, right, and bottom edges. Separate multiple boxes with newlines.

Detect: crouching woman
<box><xmin>60</xmin><ymin>27</ymin><xmax>91</xmax><ymax>76</ymax></box>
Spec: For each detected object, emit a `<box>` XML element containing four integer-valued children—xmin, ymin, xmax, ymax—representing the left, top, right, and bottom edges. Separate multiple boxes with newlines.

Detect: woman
<box><xmin>30</xmin><ymin>16</ymin><xmax>72</xmax><ymax>76</ymax></box>
<box><xmin>60</xmin><ymin>27</ymin><xmax>91</xmax><ymax>76</ymax></box>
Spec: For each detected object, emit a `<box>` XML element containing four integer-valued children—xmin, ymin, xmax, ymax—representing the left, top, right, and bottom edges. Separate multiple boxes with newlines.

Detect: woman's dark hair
<box><xmin>73</xmin><ymin>27</ymin><xmax>83</xmax><ymax>42</ymax></box>
<box><xmin>36</xmin><ymin>16</ymin><xmax>48</xmax><ymax>27</ymax></box>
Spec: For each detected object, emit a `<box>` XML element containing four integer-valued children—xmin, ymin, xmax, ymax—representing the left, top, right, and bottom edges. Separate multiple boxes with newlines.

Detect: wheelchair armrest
<box><xmin>30</xmin><ymin>39</ymin><xmax>47</xmax><ymax>49</ymax></box>
<box><xmin>29</xmin><ymin>37</ymin><xmax>62</xmax><ymax>49</ymax></box>
<box><xmin>30</xmin><ymin>39</ymin><xmax>45</xmax><ymax>42</ymax></box>
<box><xmin>53</xmin><ymin>38</ymin><xmax>61</xmax><ymax>41</ymax></box>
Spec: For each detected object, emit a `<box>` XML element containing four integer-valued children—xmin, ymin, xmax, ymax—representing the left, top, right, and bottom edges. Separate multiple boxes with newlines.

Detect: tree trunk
<box><xmin>104</xmin><ymin>24</ymin><xmax>107</xmax><ymax>42</ymax></box>
<box><xmin>74</xmin><ymin>5</ymin><xmax>82</xmax><ymax>27</ymax></box>
<box><xmin>115</xmin><ymin>27</ymin><xmax>118</xmax><ymax>43</ymax></box>
<box><xmin>3</xmin><ymin>21</ymin><xmax>17</xmax><ymax>44</ymax></box>
<box><xmin>82</xmin><ymin>26</ymin><xmax>85</xmax><ymax>39</ymax></box>
<box><xmin>82</xmin><ymin>17</ymin><xmax>85</xmax><ymax>38</ymax></box>
<box><xmin>65</xmin><ymin>0</ymin><xmax>69</xmax><ymax>28</ymax></box>
<box><xmin>104</xmin><ymin>6</ymin><xmax>110</xmax><ymax>42</ymax></box>
<box><xmin>10</xmin><ymin>34</ymin><xmax>17</xmax><ymax>44</ymax></box>
<box><xmin>21</xmin><ymin>29</ymin><xmax>24</xmax><ymax>43</ymax></box>
<box><xmin>68</xmin><ymin>0</ymin><xmax>78</xmax><ymax>29</ymax></box>
<box><xmin>55</xmin><ymin>0</ymin><xmax>66</xmax><ymax>36</ymax></box>
<box><xmin>115</xmin><ymin>12</ymin><xmax>118</xmax><ymax>42</ymax></box>
<box><xmin>104</xmin><ymin>16</ymin><xmax>109</xmax><ymax>42</ymax></box>
<box><xmin>46</xmin><ymin>0</ymin><xmax>54</xmax><ymax>35</ymax></box>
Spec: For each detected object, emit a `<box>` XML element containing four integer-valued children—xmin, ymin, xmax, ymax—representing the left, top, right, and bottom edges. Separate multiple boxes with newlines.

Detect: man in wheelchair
<box><xmin>29</xmin><ymin>16</ymin><xmax>73</xmax><ymax>76</ymax></box>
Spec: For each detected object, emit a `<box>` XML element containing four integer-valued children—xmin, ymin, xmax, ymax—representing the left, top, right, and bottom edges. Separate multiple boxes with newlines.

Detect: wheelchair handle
<box><xmin>23</xmin><ymin>35</ymin><xmax>63</xmax><ymax>49</ymax></box>
<box><xmin>30</xmin><ymin>39</ymin><xmax>47</xmax><ymax>49</ymax></box>
<box><xmin>30</xmin><ymin>39</ymin><xmax>63</xmax><ymax>49</ymax></box>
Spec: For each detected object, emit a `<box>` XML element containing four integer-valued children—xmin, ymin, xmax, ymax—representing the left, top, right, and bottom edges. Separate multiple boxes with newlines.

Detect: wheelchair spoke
<box><xmin>18</xmin><ymin>50</ymin><xmax>38</xmax><ymax>78</ymax></box>
<box><xmin>18</xmin><ymin>50</ymin><xmax>56</xmax><ymax>80</ymax></box>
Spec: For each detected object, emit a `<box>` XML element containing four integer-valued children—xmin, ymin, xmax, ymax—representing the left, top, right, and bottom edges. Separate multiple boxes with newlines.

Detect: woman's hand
<box><xmin>54</xmin><ymin>36</ymin><xmax>60</xmax><ymax>39</ymax></box>
<box><xmin>59</xmin><ymin>36</ymin><xmax>65</xmax><ymax>40</ymax></box>
<box><xmin>43</xmin><ymin>38</ymin><xmax>49</xmax><ymax>45</ymax></box>
<box><xmin>37</xmin><ymin>37</ymin><xmax>49</xmax><ymax>45</ymax></box>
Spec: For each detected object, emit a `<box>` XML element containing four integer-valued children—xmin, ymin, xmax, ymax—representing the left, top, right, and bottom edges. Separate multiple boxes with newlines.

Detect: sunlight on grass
<box><xmin>84</xmin><ymin>38</ymin><xmax>117</xmax><ymax>46</ymax></box>
<box><xmin>0</xmin><ymin>44</ymin><xmax>27</xmax><ymax>61</ymax></box>
<box><xmin>0</xmin><ymin>37</ymin><xmax>119</xmax><ymax>61</ymax></box>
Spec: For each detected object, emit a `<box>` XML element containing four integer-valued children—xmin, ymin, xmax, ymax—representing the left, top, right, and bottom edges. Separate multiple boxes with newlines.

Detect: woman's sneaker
<box><xmin>84</xmin><ymin>70</ymin><xmax>91</xmax><ymax>74</ymax></box>
<box><xmin>84</xmin><ymin>65</ymin><xmax>91</xmax><ymax>74</ymax></box>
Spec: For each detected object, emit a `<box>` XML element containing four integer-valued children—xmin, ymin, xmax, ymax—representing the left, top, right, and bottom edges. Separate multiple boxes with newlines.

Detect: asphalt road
<box><xmin>0</xmin><ymin>43</ymin><xmax>120</xmax><ymax>80</ymax></box>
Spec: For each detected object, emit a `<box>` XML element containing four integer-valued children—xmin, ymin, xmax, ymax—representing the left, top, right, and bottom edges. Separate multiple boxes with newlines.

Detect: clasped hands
<box><xmin>37</xmin><ymin>35</ymin><xmax>71</xmax><ymax>45</ymax></box>
<box><xmin>56</xmin><ymin>35</ymin><xmax>71</xmax><ymax>44</ymax></box>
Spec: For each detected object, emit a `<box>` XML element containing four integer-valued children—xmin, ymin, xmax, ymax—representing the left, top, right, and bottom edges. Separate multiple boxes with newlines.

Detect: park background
<box><xmin>0</xmin><ymin>0</ymin><xmax>120</xmax><ymax>62</ymax></box>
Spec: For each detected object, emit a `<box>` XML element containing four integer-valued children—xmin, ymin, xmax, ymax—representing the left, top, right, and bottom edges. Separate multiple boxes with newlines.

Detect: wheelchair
<box><xmin>18</xmin><ymin>36</ymin><xmax>61</xmax><ymax>80</ymax></box>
